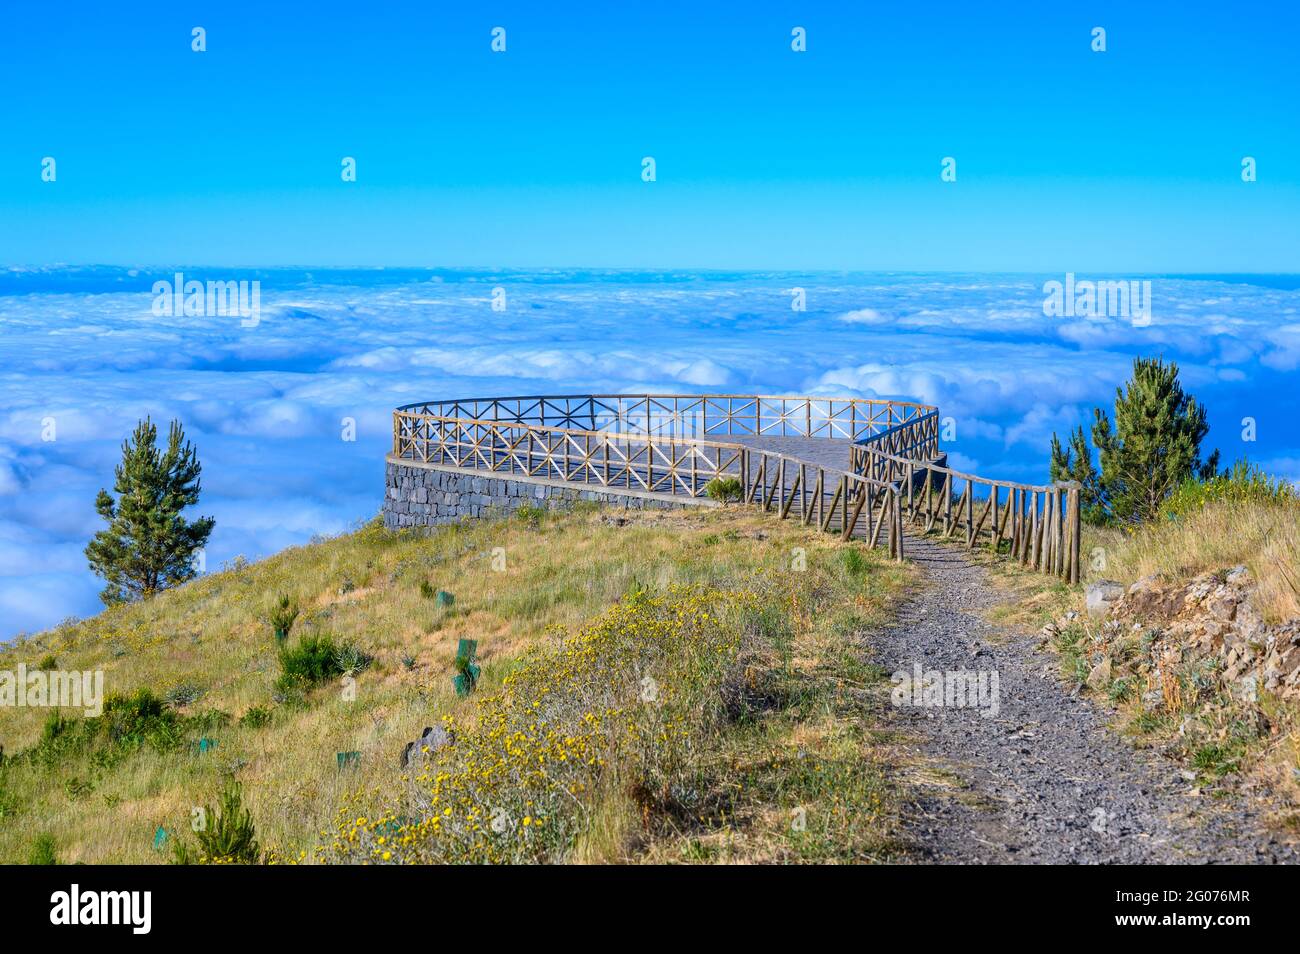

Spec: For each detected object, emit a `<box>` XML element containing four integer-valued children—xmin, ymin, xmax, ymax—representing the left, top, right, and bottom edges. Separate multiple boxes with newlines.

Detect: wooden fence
<box><xmin>390</xmin><ymin>392</ymin><xmax>1081</xmax><ymax>580</ymax></box>
<box><xmin>397</xmin><ymin>393</ymin><xmax>936</xmax><ymax>442</ymax></box>
<box><xmin>853</xmin><ymin>419</ymin><xmax>1081</xmax><ymax>583</ymax></box>
<box><xmin>392</xmin><ymin>409</ymin><xmax>909</xmax><ymax>558</ymax></box>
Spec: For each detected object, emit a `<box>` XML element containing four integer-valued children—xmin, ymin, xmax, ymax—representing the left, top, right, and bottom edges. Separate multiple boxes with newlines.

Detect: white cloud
<box><xmin>1</xmin><ymin>270</ymin><xmax>1296</xmax><ymax>638</ymax></box>
<box><xmin>836</xmin><ymin>308</ymin><xmax>889</xmax><ymax>325</ymax></box>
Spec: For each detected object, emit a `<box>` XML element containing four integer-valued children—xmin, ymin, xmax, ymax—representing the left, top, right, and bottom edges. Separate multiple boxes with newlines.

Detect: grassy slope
<box><xmin>0</xmin><ymin>504</ymin><xmax>913</xmax><ymax>864</ymax></box>
<box><xmin>1088</xmin><ymin>497</ymin><xmax>1300</xmax><ymax>623</ymax></box>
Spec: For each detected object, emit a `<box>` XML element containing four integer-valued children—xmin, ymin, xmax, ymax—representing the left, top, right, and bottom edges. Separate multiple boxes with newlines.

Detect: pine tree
<box><xmin>1050</xmin><ymin>357</ymin><xmax>1218</xmax><ymax>526</ymax></box>
<box><xmin>1049</xmin><ymin>425</ymin><xmax>1106</xmax><ymax>524</ymax></box>
<box><xmin>85</xmin><ymin>418</ymin><xmax>215</xmax><ymax>605</ymax></box>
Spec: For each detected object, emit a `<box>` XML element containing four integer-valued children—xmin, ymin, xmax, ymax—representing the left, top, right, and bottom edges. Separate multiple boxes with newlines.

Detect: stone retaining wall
<box><xmin>383</xmin><ymin>459</ymin><xmax>711</xmax><ymax>529</ymax></box>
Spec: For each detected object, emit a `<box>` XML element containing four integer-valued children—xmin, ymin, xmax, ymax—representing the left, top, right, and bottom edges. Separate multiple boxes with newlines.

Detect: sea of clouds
<box><xmin>1</xmin><ymin>267</ymin><xmax>1297</xmax><ymax>638</ymax></box>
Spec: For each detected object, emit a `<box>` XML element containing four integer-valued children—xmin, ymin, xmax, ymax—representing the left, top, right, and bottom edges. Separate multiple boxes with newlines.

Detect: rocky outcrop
<box><xmin>1052</xmin><ymin>566</ymin><xmax>1300</xmax><ymax>703</ymax></box>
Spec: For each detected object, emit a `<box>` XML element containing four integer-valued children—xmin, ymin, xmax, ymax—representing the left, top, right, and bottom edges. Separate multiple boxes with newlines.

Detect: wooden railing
<box><xmin>852</xmin><ymin>432</ymin><xmax>1081</xmax><ymax>583</ymax></box>
<box><xmin>396</xmin><ymin>393</ymin><xmax>936</xmax><ymax>442</ymax></box>
<box><xmin>391</xmin><ymin>410</ymin><xmax>909</xmax><ymax>558</ymax></box>
<box><xmin>390</xmin><ymin>392</ymin><xmax>1081</xmax><ymax>581</ymax></box>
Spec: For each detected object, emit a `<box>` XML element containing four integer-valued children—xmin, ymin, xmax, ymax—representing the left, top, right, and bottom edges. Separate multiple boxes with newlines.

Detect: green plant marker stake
<box><xmin>153</xmin><ymin>827</ymin><xmax>167</xmax><ymax>851</ymax></box>
<box><xmin>452</xmin><ymin>639</ymin><xmax>480</xmax><ymax>696</ymax></box>
<box><xmin>337</xmin><ymin>751</ymin><xmax>360</xmax><ymax>770</ymax></box>
<box><xmin>196</xmin><ymin>737</ymin><xmax>217</xmax><ymax>754</ymax></box>
<box><xmin>436</xmin><ymin>590</ymin><xmax>454</xmax><ymax>608</ymax></box>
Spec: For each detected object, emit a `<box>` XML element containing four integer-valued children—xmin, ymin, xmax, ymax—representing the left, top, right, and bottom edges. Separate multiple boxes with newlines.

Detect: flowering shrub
<box><xmin>328</xmin><ymin>584</ymin><xmax>753</xmax><ymax>863</ymax></box>
<box><xmin>1160</xmin><ymin>460</ymin><xmax>1294</xmax><ymax>520</ymax></box>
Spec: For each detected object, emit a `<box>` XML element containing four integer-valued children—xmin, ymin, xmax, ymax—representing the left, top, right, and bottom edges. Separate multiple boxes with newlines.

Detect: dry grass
<box><xmin>0</xmin><ymin>503</ymin><xmax>912</xmax><ymax>864</ymax></box>
<box><xmin>632</xmin><ymin>568</ymin><xmax>914</xmax><ymax>864</ymax></box>
<box><xmin>1083</xmin><ymin>499</ymin><xmax>1300</xmax><ymax>622</ymax></box>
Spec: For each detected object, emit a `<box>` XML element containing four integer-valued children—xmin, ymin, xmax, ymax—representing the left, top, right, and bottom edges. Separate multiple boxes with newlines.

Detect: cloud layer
<box><xmin>2</xmin><ymin>268</ymin><xmax>1296</xmax><ymax>637</ymax></box>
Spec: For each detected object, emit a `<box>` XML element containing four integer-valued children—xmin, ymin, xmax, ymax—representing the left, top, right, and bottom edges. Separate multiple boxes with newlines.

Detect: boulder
<box><xmin>1086</xmin><ymin>580</ymin><xmax>1126</xmax><ymax>618</ymax></box>
<box><xmin>1086</xmin><ymin>656</ymin><xmax>1113</xmax><ymax>691</ymax></box>
<box><xmin>400</xmin><ymin>724</ymin><xmax>454</xmax><ymax>768</ymax></box>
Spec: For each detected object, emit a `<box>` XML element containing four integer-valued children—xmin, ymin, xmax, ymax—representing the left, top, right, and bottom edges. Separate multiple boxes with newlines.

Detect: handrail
<box><xmin>398</xmin><ymin>410</ymin><xmax>888</xmax><ymax>484</ymax></box>
<box><xmin>851</xmin><ymin>439</ymin><xmax>1081</xmax><ymax>582</ymax></box>
<box><xmin>391</xmin><ymin>406</ymin><xmax>909</xmax><ymax>558</ymax></box>
<box><xmin>397</xmin><ymin>393</ymin><xmax>939</xmax><ymax>443</ymax></box>
<box><xmin>389</xmin><ymin>392</ymin><xmax>1082</xmax><ymax>581</ymax></box>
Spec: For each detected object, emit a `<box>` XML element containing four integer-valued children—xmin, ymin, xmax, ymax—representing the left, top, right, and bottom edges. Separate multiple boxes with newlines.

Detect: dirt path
<box><xmin>873</xmin><ymin>534</ymin><xmax>1297</xmax><ymax>864</ymax></box>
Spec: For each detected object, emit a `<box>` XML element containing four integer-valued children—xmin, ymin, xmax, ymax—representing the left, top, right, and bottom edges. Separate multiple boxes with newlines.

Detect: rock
<box><xmin>1086</xmin><ymin>581</ymin><xmax>1126</xmax><ymax>618</ymax></box>
<box><xmin>1205</xmin><ymin>591</ymin><xmax>1240</xmax><ymax>622</ymax></box>
<box><xmin>400</xmin><ymin>724</ymin><xmax>454</xmax><ymax>768</ymax></box>
<box><xmin>1086</xmin><ymin>656</ymin><xmax>1112</xmax><ymax>691</ymax></box>
<box><xmin>1235</xmin><ymin>675</ymin><xmax>1258</xmax><ymax>703</ymax></box>
<box><xmin>1235</xmin><ymin>600</ymin><xmax>1267</xmax><ymax>641</ymax></box>
<box><xmin>1225</xmin><ymin>565</ymin><xmax>1250</xmax><ymax>586</ymax></box>
<box><xmin>1128</xmin><ymin>574</ymin><xmax>1162</xmax><ymax>596</ymax></box>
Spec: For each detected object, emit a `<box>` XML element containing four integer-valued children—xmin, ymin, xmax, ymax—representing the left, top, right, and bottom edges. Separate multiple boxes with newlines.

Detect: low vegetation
<box><xmin>703</xmin><ymin>476</ymin><xmax>743</xmax><ymax>504</ymax></box>
<box><xmin>332</xmin><ymin>537</ymin><xmax>910</xmax><ymax>864</ymax></box>
<box><xmin>0</xmin><ymin>504</ymin><xmax>911</xmax><ymax>864</ymax></box>
<box><xmin>1089</xmin><ymin>486</ymin><xmax>1300</xmax><ymax>624</ymax></box>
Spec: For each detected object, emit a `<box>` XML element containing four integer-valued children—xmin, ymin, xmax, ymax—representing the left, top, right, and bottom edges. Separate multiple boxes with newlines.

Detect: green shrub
<box><xmin>34</xmin><ymin>654</ymin><xmax>58</xmax><ymax>671</ymax></box>
<box><xmin>40</xmin><ymin>710</ymin><xmax>73</xmax><ymax>746</ymax></box>
<box><xmin>334</xmin><ymin>644</ymin><xmax>373</xmax><ymax>677</ymax></box>
<box><xmin>1191</xmin><ymin>741</ymin><xmax>1245</xmax><ymax>778</ymax></box>
<box><xmin>514</xmin><ymin>503</ymin><xmax>546</xmax><ymax>527</ymax></box>
<box><xmin>28</xmin><ymin>833</ymin><xmax>59</xmax><ymax>865</ymax></box>
<box><xmin>704</xmin><ymin>476</ymin><xmax>743</xmax><ymax>504</ymax></box>
<box><xmin>238</xmin><ymin>705</ymin><xmax>273</xmax><ymax>729</ymax></box>
<box><xmin>100</xmin><ymin>689</ymin><xmax>184</xmax><ymax>751</ymax></box>
<box><xmin>840</xmin><ymin>548</ymin><xmax>869</xmax><ymax>577</ymax></box>
<box><xmin>64</xmin><ymin>776</ymin><xmax>93</xmax><ymax>800</ymax></box>
<box><xmin>279</xmin><ymin>634</ymin><xmax>345</xmax><ymax>685</ymax></box>
<box><xmin>1160</xmin><ymin>460</ymin><xmax>1295</xmax><ymax>520</ymax></box>
<box><xmin>164</xmin><ymin>683</ymin><xmax>203</xmax><ymax>707</ymax></box>
<box><xmin>23</xmin><ymin>688</ymin><xmax>211</xmax><ymax>769</ymax></box>
<box><xmin>623</xmin><ymin>575</ymin><xmax>653</xmax><ymax>602</ymax></box>
<box><xmin>173</xmin><ymin>782</ymin><xmax>260</xmax><ymax>864</ymax></box>
<box><xmin>419</xmin><ymin>580</ymin><xmax>436</xmax><ymax>600</ymax></box>
<box><xmin>268</xmin><ymin>594</ymin><xmax>300</xmax><ymax>642</ymax></box>
<box><xmin>272</xmin><ymin>672</ymin><xmax>310</xmax><ymax>707</ymax></box>
<box><xmin>274</xmin><ymin>634</ymin><xmax>363</xmax><ymax>704</ymax></box>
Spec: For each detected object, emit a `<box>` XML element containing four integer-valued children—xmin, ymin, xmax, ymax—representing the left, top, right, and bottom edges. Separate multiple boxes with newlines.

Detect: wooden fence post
<box><xmin>1071</xmin><ymin>482</ymin><xmax>1080</xmax><ymax>583</ymax></box>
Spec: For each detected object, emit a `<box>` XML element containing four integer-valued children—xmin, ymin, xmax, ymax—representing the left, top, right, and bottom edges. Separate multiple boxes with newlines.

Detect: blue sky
<box><xmin>2</xmin><ymin>1</ymin><xmax>1298</xmax><ymax>269</ymax></box>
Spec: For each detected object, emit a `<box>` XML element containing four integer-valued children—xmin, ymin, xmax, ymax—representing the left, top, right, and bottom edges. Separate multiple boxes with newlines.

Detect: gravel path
<box><xmin>873</xmin><ymin>534</ymin><xmax>1298</xmax><ymax>864</ymax></box>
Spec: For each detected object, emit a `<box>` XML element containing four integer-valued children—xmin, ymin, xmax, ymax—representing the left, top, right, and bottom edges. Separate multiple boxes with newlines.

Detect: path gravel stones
<box><xmin>871</xmin><ymin>534</ymin><xmax>1298</xmax><ymax>864</ymax></box>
